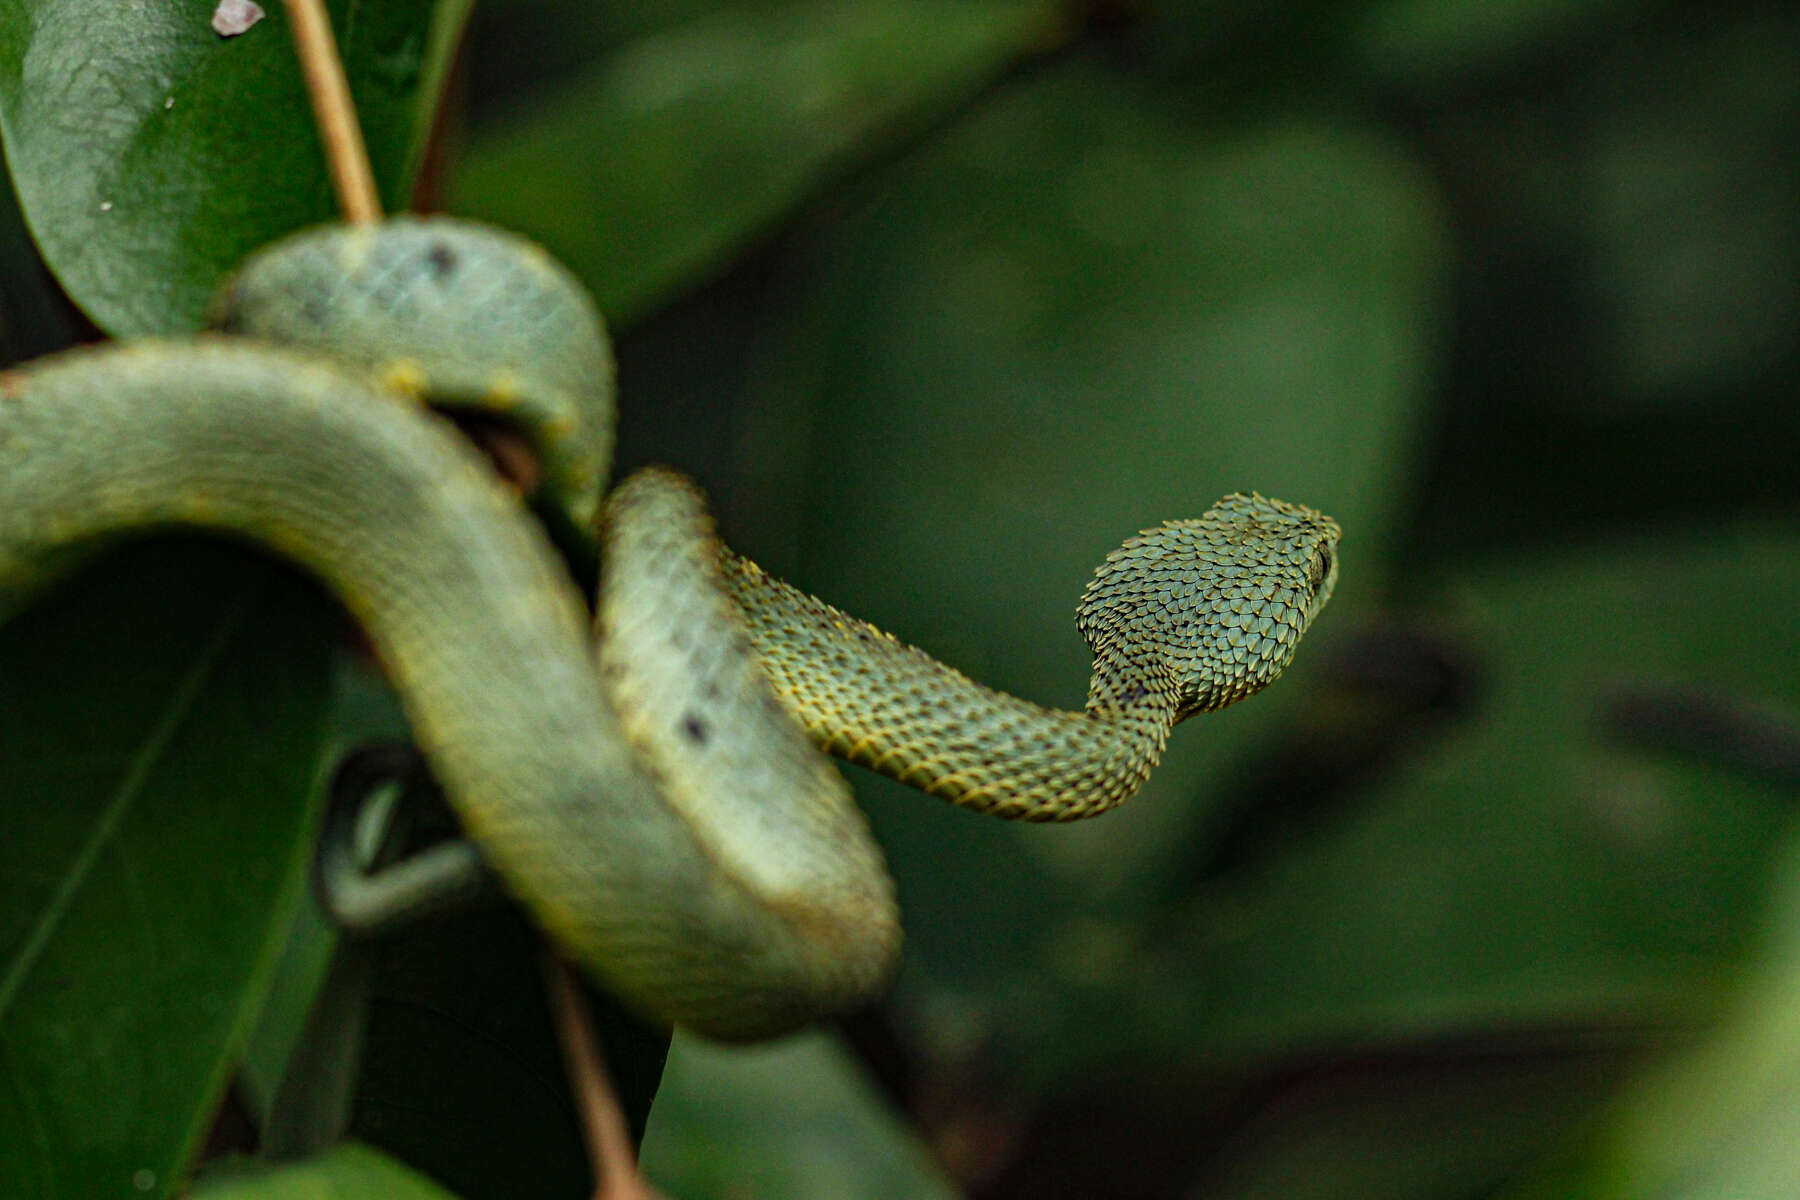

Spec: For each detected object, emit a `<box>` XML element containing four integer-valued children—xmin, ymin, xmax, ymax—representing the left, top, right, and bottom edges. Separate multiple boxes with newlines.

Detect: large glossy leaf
<box><xmin>0</xmin><ymin>0</ymin><xmax>471</xmax><ymax>335</ymax></box>
<box><xmin>450</xmin><ymin>0</ymin><xmax>1057</xmax><ymax>324</ymax></box>
<box><xmin>0</xmin><ymin>540</ymin><xmax>334</xmax><ymax>1199</ymax></box>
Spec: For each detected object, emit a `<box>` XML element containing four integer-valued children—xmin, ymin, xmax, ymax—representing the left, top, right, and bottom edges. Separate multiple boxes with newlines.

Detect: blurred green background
<box><xmin>5</xmin><ymin>0</ymin><xmax>1800</xmax><ymax>1196</ymax></box>
<box><xmin>452</xmin><ymin>0</ymin><xmax>1800</xmax><ymax>1193</ymax></box>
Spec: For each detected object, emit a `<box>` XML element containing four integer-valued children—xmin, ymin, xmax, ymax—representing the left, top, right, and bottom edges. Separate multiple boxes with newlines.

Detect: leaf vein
<box><xmin>0</xmin><ymin>592</ymin><xmax>256</xmax><ymax>1023</ymax></box>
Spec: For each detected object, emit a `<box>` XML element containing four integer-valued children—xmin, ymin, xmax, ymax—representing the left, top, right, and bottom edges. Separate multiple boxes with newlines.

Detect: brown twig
<box><xmin>281</xmin><ymin>0</ymin><xmax>382</xmax><ymax>223</ymax></box>
<box><xmin>543</xmin><ymin>952</ymin><xmax>665</xmax><ymax>1200</ymax></box>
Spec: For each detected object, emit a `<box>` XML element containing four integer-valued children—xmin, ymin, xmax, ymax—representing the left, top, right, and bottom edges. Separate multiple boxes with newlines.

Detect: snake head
<box><xmin>1077</xmin><ymin>493</ymin><xmax>1341</xmax><ymax>720</ymax></box>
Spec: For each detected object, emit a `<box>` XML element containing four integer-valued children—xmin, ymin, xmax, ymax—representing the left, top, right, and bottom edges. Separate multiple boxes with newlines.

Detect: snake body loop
<box><xmin>0</xmin><ymin>216</ymin><xmax>1339</xmax><ymax>1038</ymax></box>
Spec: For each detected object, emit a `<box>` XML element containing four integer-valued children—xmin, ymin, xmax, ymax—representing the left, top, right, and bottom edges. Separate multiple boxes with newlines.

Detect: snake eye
<box><xmin>1307</xmin><ymin>544</ymin><xmax>1333</xmax><ymax>593</ymax></box>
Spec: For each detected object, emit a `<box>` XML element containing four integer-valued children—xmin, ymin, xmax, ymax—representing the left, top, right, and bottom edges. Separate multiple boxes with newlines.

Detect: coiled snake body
<box><xmin>0</xmin><ymin>218</ymin><xmax>1340</xmax><ymax>1039</ymax></box>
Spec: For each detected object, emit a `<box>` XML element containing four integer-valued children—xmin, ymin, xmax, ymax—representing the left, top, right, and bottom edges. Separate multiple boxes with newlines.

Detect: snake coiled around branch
<box><xmin>0</xmin><ymin>217</ymin><xmax>1340</xmax><ymax>1039</ymax></box>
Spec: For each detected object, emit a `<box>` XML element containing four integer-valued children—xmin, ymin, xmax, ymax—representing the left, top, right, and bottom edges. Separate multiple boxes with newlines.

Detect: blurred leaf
<box><xmin>1507</xmin><ymin>831</ymin><xmax>1800</xmax><ymax>1200</ymax></box>
<box><xmin>1573</xmin><ymin>6</ymin><xmax>1800</xmax><ymax>406</ymax></box>
<box><xmin>641</xmin><ymin>1031</ymin><xmax>961</xmax><ymax>1200</ymax></box>
<box><xmin>192</xmin><ymin>1141</ymin><xmax>458</xmax><ymax>1198</ymax></box>
<box><xmin>977</xmin><ymin>1036</ymin><xmax>1648</xmax><ymax>1200</ymax></box>
<box><xmin>1351</xmin><ymin>0</ymin><xmax>1646</xmax><ymax>91</ymax></box>
<box><xmin>460</xmin><ymin>0</ymin><xmax>778</xmax><ymax>111</ymax></box>
<box><xmin>1399</xmin><ymin>5</ymin><xmax>1800</xmax><ymax>560</ymax></box>
<box><xmin>1194</xmin><ymin>1042</ymin><xmax>1645</xmax><ymax>1200</ymax></box>
<box><xmin>450</xmin><ymin>0</ymin><xmax>1060</xmax><ymax>323</ymax></box>
<box><xmin>0</xmin><ymin>540</ymin><xmax>334</xmax><ymax>1199</ymax></box>
<box><xmin>0</xmin><ymin>0</ymin><xmax>471</xmax><ymax>335</ymax></box>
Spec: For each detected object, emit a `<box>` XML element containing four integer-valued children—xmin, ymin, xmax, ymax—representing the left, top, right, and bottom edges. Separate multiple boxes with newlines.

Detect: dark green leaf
<box><xmin>0</xmin><ymin>0</ymin><xmax>471</xmax><ymax>335</ymax></box>
<box><xmin>1507</xmin><ymin>833</ymin><xmax>1800</xmax><ymax>1200</ymax></box>
<box><xmin>0</xmin><ymin>540</ymin><xmax>334</xmax><ymax>1199</ymax></box>
<box><xmin>450</xmin><ymin>0</ymin><xmax>1058</xmax><ymax>323</ymax></box>
<box><xmin>1351</xmin><ymin>0</ymin><xmax>1647</xmax><ymax>92</ymax></box>
<box><xmin>343</xmin><ymin>904</ymin><xmax>668</xmax><ymax>1200</ymax></box>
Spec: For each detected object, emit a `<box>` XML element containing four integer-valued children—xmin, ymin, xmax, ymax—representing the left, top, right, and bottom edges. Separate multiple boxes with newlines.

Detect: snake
<box><xmin>0</xmin><ymin>216</ymin><xmax>1340</xmax><ymax>1040</ymax></box>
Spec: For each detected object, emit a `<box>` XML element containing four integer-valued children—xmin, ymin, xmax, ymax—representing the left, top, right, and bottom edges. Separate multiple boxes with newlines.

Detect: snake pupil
<box><xmin>1308</xmin><ymin>545</ymin><xmax>1333</xmax><ymax>592</ymax></box>
<box><xmin>682</xmin><ymin>713</ymin><xmax>709</xmax><ymax>745</ymax></box>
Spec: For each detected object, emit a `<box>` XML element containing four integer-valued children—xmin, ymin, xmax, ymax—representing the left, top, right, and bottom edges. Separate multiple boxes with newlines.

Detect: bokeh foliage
<box><xmin>1</xmin><ymin>0</ymin><xmax>1797</xmax><ymax>1196</ymax></box>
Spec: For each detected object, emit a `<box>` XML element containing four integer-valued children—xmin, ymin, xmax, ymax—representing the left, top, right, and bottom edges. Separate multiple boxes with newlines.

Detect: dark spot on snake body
<box><xmin>682</xmin><ymin>713</ymin><xmax>709</xmax><ymax>745</ymax></box>
<box><xmin>426</xmin><ymin>242</ymin><xmax>458</xmax><ymax>281</ymax></box>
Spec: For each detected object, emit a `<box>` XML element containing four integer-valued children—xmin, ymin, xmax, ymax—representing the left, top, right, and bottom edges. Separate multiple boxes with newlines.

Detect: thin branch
<box><xmin>543</xmin><ymin>951</ymin><xmax>665</xmax><ymax>1200</ymax></box>
<box><xmin>281</xmin><ymin>0</ymin><xmax>382</xmax><ymax>223</ymax></box>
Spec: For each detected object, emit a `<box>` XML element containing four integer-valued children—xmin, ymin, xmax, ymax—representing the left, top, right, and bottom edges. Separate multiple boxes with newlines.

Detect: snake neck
<box><xmin>721</xmin><ymin>553</ymin><xmax>1181</xmax><ymax>822</ymax></box>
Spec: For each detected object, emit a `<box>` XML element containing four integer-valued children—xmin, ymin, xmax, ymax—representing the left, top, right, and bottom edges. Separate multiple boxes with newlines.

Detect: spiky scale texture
<box><xmin>723</xmin><ymin>494</ymin><xmax>1339</xmax><ymax>821</ymax></box>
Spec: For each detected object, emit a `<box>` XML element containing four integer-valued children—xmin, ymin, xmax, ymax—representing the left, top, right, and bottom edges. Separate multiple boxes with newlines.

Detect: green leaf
<box><xmin>641</xmin><ymin>1031</ymin><xmax>960</xmax><ymax>1200</ymax></box>
<box><xmin>450</xmin><ymin>0</ymin><xmax>1058</xmax><ymax>323</ymax></box>
<box><xmin>191</xmin><ymin>1141</ymin><xmax>458</xmax><ymax>1198</ymax></box>
<box><xmin>0</xmin><ymin>0</ymin><xmax>472</xmax><ymax>335</ymax></box>
<box><xmin>1507</xmin><ymin>831</ymin><xmax>1800</xmax><ymax>1200</ymax></box>
<box><xmin>0</xmin><ymin>540</ymin><xmax>334</xmax><ymax>1199</ymax></box>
